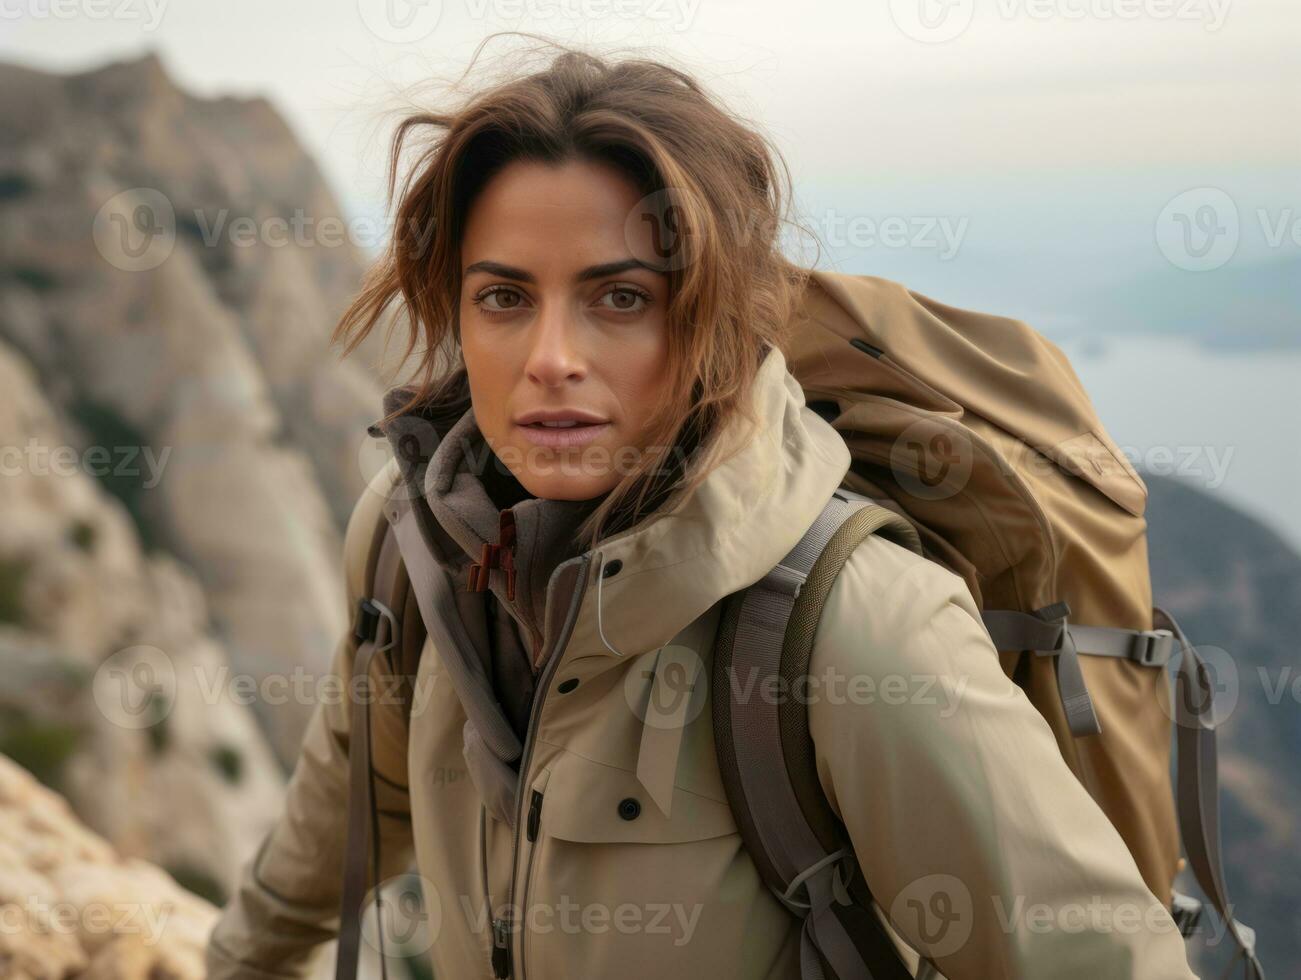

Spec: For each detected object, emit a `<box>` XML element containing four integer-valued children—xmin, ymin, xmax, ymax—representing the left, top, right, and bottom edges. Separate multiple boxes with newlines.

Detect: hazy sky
<box><xmin>3</xmin><ymin>0</ymin><xmax>1297</xmax><ymax>282</ymax></box>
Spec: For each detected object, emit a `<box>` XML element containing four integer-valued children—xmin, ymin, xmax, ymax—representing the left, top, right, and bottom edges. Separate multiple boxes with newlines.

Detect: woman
<box><xmin>206</xmin><ymin>40</ymin><xmax>1199</xmax><ymax>980</ymax></box>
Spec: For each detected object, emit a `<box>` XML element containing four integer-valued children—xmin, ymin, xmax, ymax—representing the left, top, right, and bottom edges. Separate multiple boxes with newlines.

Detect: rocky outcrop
<box><xmin>0</xmin><ymin>752</ymin><xmax>217</xmax><ymax>979</ymax></box>
<box><xmin>0</xmin><ymin>53</ymin><xmax>397</xmax><ymax>767</ymax></box>
<box><xmin>0</xmin><ymin>337</ymin><xmax>284</xmax><ymax>906</ymax></box>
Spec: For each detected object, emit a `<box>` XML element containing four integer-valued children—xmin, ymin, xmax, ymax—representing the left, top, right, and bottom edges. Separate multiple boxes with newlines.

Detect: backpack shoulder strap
<box><xmin>337</xmin><ymin>489</ymin><xmax>407</xmax><ymax>980</ymax></box>
<box><xmin>713</xmin><ymin>486</ymin><xmax>922</xmax><ymax>980</ymax></box>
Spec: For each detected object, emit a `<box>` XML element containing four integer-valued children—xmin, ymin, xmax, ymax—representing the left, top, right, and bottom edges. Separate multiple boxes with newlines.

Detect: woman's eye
<box><xmin>598</xmin><ymin>285</ymin><xmax>652</xmax><ymax>314</ymax></box>
<box><xmin>474</xmin><ymin>285</ymin><xmax>527</xmax><ymax>314</ymax></box>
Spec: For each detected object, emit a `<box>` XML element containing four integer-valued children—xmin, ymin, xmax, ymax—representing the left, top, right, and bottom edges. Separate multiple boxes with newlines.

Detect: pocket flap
<box><xmin>540</xmin><ymin>750</ymin><xmax>737</xmax><ymax>845</ymax></box>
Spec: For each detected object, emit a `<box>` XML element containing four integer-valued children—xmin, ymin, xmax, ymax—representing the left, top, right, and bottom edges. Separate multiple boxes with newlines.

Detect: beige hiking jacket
<box><xmin>205</xmin><ymin>344</ymin><xmax>1198</xmax><ymax>980</ymax></box>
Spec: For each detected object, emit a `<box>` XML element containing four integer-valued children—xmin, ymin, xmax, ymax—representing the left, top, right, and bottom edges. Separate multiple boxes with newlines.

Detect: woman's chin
<box><xmin>505</xmin><ymin>455</ymin><xmax>620</xmax><ymax>502</ymax></box>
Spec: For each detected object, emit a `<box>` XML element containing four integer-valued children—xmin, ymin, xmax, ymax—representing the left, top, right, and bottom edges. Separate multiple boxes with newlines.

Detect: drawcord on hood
<box><xmin>464</xmin><ymin>510</ymin><xmax>630</xmax><ymax>659</ymax></box>
<box><xmin>467</xmin><ymin>510</ymin><xmax>518</xmax><ymax>601</ymax></box>
<box><xmin>594</xmin><ymin>550</ymin><xmax>629</xmax><ymax>658</ymax></box>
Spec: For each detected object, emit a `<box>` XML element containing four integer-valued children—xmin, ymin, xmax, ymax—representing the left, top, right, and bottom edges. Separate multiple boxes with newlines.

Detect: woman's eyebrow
<box><xmin>462</xmin><ymin>257</ymin><xmax>660</xmax><ymax>283</ymax></box>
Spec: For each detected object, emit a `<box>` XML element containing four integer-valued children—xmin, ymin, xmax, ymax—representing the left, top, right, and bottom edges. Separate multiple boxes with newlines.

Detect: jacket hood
<box><xmin>420</xmin><ymin>403</ymin><xmax>606</xmax><ymax>659</ymax></box>
<box><xmin>370</xmin><ymin>344</ymin><xmax>852</xmax><ymax>679</ymax></box>
<box><xmin>567</xmin><ymin>343</ymin><xmax>852</xmax><ymax>671</ymax></box>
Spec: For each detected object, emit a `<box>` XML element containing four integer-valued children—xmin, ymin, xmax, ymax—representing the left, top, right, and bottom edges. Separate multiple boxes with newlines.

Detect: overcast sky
<box><xmin>3</xmin><ymin>0</ymin><xmax>1297</xmax><ymax>275</ymax></box>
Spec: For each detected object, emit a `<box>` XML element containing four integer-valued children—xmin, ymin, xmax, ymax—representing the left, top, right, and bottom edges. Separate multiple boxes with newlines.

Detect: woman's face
<box><xmin>459</xmin><ymin>156</ymin><xmax>672</xmax><ymax>501</ymax></box>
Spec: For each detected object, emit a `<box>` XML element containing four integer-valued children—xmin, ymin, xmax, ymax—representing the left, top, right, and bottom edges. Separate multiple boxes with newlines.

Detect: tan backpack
<box><xmin>709</xmin><ymin>269</ymin><xmax>1259</xmax><ymax>978</ymax></box>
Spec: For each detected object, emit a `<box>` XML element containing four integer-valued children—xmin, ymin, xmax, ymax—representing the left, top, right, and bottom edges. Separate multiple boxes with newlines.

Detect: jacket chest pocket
<box><xmin>518</xmin><ymin>749</ymin><xmax>795</xmax><ymax>980</ymax></box>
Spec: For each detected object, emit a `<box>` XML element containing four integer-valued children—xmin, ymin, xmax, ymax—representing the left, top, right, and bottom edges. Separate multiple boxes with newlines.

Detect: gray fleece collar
<box><xmin>424</xmin><ymin>405</ymin><xmax>601</xmax><ymax>643</ymax></box>
<box><xmin>372</xmin><ymin>383</ymin><xmax>602</xmax><ymax>657</ymax></box>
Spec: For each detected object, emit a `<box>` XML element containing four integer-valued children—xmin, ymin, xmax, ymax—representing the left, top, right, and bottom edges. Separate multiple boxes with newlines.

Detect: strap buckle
<box><xmin>351</xmin><ymin>597</ymin><xmax>398</xmax><ymax>654</ymax></box>
<box><xmin>1132</xmin><ymin>629</ymin><xmax>1174</xmax><ymax>667</ymax></box>
<box><xmin>1031</xmin><ymin>601</ymin><xmax>1072</xmax><ymax>656</ymax></box>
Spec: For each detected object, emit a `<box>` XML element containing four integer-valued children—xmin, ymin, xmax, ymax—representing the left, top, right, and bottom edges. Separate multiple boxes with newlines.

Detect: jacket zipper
<box><xmin>527</xmin><ymin>790</ymin><xmax>544</xmax><ymax>842</ymax></box>
<box><xmin>517</xmin><ymin>788</ymin><xmax>546</xmax><ymax>973</ymax></box>
<box><xmin>495</xmin><ymin>551</ymin><xmax>593</xmax><ymax>979</ymax></box>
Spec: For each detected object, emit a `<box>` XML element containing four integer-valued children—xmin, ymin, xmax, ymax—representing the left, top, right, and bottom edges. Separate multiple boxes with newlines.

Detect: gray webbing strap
<box><xmin>981</xmin><ymin>610</ymin><xmax>1177</xmax><ymax>667</ymax></box>
<box><xmin>386</xmin><ymin>494</ymin><xmax>523</xmax><ymax>765</ymax></box>
<box><xmin>729</xmin><ymin>490</ymin><xmax>879</xmax><ymax>980</ymax></box>
<box><xmin>981</xmin><ymin>607</ymin><xmax>1177</xmax><ymax>737</ymax></box>
<box><xmin>336</xmin><ymin>526</ymin><xmax>401</xmax><ymax>980</ymax></box>
<box><xmin>1155</xmin><ymin>607</ymin><xmax>1264</xmax><ymax>980</ymax></box>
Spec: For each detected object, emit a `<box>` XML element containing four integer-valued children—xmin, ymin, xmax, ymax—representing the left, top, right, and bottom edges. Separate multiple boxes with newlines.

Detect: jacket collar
<box><xmin>420</xmin><ymin>404</ymin><xmax>604</xmax><ymax>658</ymax></box>
<box><xmin>372</xmin><ymin>343</ymin><xmax>850</xmax><ymax>674</ymax></box>
<box><xmin>566</xmin><ymin>343</ymin><xmax>851</xmax><ymax>668</ymax></box>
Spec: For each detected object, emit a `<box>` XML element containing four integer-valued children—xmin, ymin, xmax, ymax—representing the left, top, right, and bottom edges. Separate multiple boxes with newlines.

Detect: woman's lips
<box><xmin>516</xmin><ymin>421</ymin><xmax>611</xmax><ymax>448</ymax></box>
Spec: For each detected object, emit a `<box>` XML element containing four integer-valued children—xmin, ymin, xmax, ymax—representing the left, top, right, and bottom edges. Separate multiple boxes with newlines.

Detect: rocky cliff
<box><xmin>0</xmin><ymin>52</ymin><xmax>395</xmax><ymax>770</ymax></box>
<box><xmin>0</xmin><ymin>752</ymin><xmax>217</xmax><ymax>978</ymax></box>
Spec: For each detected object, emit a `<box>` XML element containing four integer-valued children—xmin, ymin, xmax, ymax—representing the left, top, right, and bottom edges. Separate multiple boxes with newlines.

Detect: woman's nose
<box><xmin>523</xmin><ymin>307</ymin><xmax>586</xmax><ymax>386</ymax></box>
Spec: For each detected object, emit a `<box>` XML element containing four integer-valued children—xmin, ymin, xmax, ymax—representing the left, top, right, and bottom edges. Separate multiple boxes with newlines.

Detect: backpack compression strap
<box><xmin>1157</xmin><ymin>606</ymin><xmax>1265</xmax><ymax>980</ymax></box>
<box><xmin>979</xmin><ymin>606</ymin><xmax>1177</xmax><ymax>737</ymax></box>
<box><xmin>982</xmin><ymin>606</ymin><xmax>1264</xmax><ymax>976</ymax></box>
<box><xmin>713</xmin><ymin>487</ymin><xmax>922</xmax><ymax>980</ymax></box>
<box><xmin>336</xmin><ymin>519</ymin><xmax>404</xmax><ymax>980</ymax></box>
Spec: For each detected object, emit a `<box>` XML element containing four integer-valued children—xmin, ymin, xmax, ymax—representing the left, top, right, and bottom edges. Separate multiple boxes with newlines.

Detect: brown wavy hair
<box><xmin>333</xmin><ymin>33</ymin><xmax>814</xmax><ymax>547</ymax></box>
